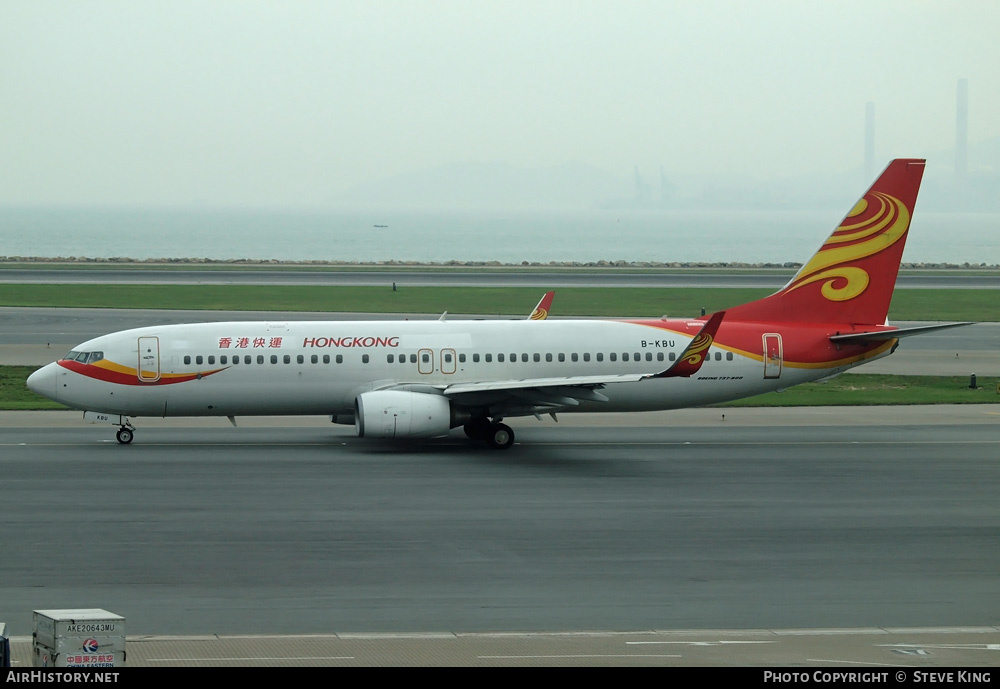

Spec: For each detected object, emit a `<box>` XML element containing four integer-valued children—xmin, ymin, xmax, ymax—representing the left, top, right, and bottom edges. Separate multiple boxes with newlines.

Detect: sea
<box><xmin>1</xmin><ymin>206</ymin><xmax>998</xmax><ymax>266</ymax></box>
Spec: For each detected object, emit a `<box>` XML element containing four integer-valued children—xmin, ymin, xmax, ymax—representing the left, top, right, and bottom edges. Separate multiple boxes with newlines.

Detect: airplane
<box><xmin>26</xmin><ymin>159</ymin><xmax>972</xmax><ymax>449</ymax></box>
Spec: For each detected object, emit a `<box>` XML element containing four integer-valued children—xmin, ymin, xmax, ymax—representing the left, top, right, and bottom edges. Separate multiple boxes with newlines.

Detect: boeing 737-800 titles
<box><xmin>27</xmin><ymin>159</ymin><xmax>970</xmax><ymax>449</ymax></box>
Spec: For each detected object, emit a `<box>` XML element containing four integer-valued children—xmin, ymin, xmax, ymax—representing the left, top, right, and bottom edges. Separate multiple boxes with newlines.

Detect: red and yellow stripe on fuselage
<box><xmin>57</xmin><ymin>358</ymin><xmax>227</xmax><ymax>385</ymax></box>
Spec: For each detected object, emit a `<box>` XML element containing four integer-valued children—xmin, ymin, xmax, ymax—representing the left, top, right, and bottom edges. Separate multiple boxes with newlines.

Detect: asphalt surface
<box><xmin>1</xmin><ymin>408</ymin><xmax>999</xmax><ymax>667</ymax></box>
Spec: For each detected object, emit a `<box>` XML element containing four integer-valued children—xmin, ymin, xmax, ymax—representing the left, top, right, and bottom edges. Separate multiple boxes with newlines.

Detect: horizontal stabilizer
<box><xmin>829</xmin><ymin>322</ymin><xmax>974</xmax><ymax>344</ymax></box>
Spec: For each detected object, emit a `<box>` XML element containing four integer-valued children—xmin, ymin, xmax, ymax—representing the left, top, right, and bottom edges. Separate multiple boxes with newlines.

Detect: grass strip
<box><xmin>0</xmin><ymin>284</ymin><xmax>994</xmax><ymax>321</ymax></box>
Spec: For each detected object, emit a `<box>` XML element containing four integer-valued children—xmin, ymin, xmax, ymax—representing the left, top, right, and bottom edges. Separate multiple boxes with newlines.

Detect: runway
<box><xmin>1</xmin><ymin>407</ymin><xmax>999</xmax><ymax>666</ymax></box>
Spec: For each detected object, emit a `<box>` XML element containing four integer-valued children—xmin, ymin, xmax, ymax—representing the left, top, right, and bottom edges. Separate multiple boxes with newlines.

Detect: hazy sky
<box><xmin>2</xmin><ymin>1</ymin><xmax>998</xmax><ymax>208</ymax></box>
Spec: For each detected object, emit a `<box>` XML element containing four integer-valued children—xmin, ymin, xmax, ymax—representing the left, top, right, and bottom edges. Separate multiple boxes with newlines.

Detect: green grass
<box><xmin>4</xmin><ymin>364</ymin><xmax>996</xmax><ymax>411</ymax></box>
<box><xmin>0</xmin><ymin>284</ymin><xmax>994</xmax><ymax>321</ymax></box>
<box><xmin>1</xmin><ymin>366</ymin><xmax>69</xmax><ymax>410</ymax></box>
<box><xmin>714</xmin><ymin>374</ymin><xmax>999</xmax><ymax>407</ymax></box>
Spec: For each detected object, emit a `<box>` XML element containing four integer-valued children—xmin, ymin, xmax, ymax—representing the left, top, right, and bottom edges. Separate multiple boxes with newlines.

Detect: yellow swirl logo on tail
<box><xmin>784</xmin><ymin>192</ymin><xmax>908</xmax><ymax>302</ymax></box>
<box><xmin>681</xmin><ymin>331</ymin><xmax>714</xmax><ymax>366</ymax></box>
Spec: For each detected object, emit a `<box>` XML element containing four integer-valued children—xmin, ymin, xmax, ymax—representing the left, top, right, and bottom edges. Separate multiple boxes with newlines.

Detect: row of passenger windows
<box><xmin>182</xmin><ymin>350</ymin><xmax>736</xmax><ymax>366</ymax></box>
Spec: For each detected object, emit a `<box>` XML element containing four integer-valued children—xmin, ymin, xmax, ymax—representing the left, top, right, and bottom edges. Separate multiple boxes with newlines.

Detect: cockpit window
<box><xmin>63</xmin><ymin>350</ymin><xmax>103</xmax><ymax>364</ymax></box>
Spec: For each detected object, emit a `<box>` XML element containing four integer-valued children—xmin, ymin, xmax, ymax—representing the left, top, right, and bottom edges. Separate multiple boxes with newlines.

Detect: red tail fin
<box><xmin>725</xmin><ymin>159</ymin><xmax>925</xmax><ymax>326</ymax></box>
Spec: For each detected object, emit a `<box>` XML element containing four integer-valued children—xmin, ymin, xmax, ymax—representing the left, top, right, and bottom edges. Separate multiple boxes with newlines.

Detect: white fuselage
<box><xmin>29</xmin><ymin>317</ymin><xmax>892</xmax><ymax>420</ymax></box>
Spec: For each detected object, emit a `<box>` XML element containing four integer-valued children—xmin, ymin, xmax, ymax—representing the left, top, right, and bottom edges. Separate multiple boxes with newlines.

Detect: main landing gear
<box><xmin>116</xmin><ymin>424</ymin><xmax>135</xmax><ymax>444</ymax></box>
<box><xmin>463</xmin><ymin>417</ymin><xmax>515</xmax><ymax>450</ymax></box>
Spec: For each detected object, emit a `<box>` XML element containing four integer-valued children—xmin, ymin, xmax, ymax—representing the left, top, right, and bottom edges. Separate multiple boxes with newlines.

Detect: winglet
<box><xmin>647</xmin><ymin>311</ymin><xmax>725</xmax><ymax>379</ymax></box>
<box><xmin>529</xmin><ymin>291</ymin><xmax>555</xmax><ymax>320</ymax></box>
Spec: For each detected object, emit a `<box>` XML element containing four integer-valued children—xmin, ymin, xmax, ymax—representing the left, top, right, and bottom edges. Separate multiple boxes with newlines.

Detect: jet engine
<box><xmin>355</xmin><ymin>390</ymin><xmax>458</xmax><ymax>439</ymax></box>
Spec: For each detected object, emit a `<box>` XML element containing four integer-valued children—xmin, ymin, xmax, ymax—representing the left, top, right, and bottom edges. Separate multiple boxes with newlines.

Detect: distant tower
<box><xmin>659</xmin><ymin>166</ymin><xmax>674</xmax><ymax>203</ymax></box>
<box><xmin>865</xmin><ymin>101</ymin><xmax>875</xmax><ymax>181</ymax></box>
<box><xmin>956</xmin><ymin>78</ymin><xmax>968</xmax><ymax>179</ymax></box>
<box><xmin>634</xmin><ymin>166</ymin><xmax>650</xmax><ymax>202</ymax></box>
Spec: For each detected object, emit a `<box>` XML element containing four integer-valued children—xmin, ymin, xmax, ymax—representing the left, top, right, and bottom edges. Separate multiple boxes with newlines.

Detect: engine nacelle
<box><xmin>355</xmin><ymin>390</ymin><xmax>454</xmax><ymax>439</ymax></box>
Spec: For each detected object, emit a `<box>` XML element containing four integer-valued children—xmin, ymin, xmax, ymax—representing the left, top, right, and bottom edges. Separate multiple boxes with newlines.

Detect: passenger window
<box><xmin>208</xmin><ymin>355</ymin><xmax>216</xmax><ymax>365</ymax></box>
<box><xmin>533</xmin><ymin>353</ymin><xmax>540</xmax><ymax>362</ymax></box>
<box><xmin>622</xmin><ymin>353</ymin><xmax>629</xmax><ymax>362</ymax></box>
<box><xmin>669</xmin><ymin>352</ymin><xmax>676</xmax><ymax>361</ymax></box>
<box><xmin>610</xmin><ymin>353</ymin><xmax>617</xmax><ymax>362</ymax></box>
<box><xmin>545</xmin><ymin>353</ymin><xmax>553</xmax><ymax>362</ymax></box>
<box><xmin>270</xmin><ymin>355</ymin><xmax>278</xmax><ymax>364</ymax></box>
<box><xmin>297</xmin><ymin>355</ymin><xmax>304</xmax><ymax>364</ymax></box>
<box><xmin>409</xmin><ymin>354</ymin><xmax>417</xmax><ymax>363</ymax></box>
<box><xmin>571</xmin><ymin>353</ymin><xmax>578</xmax><ymax>362</ymax></box>
<box><xmin>362</xmin><ymin>354</ymin><xmax>370</xmax><ymax>363</ymax></box>
<box><xmin>221</xmin><ymin>355</ymin><xmax>228</xmax><ymax>364</ymax></box>
<box><xmin>498</xmin><ymin>353</ymin><xmax>505</xmax><ymax>363</ymax></box>
<box><xmin>183</xmin><ymin>356</ymin><xmax>191</xmax><ymax>365</ymax></box>
<box><xmin>196</xmin><ymin>355</ymin><xmax>203</xmax><ymax>365</ymax></box>
<box><xmin>421</xmin><ymin>353</ymin><xmax>430</xmax><ymax>363</ymax></box>
<box><xmin>459</xmin><ymin>353</ymin><xmax>466</xmax><ymax>363</ymax></box>
<box><xmin>323</xmin><ymin>355</ymin><xmax>330</xmax><ymax>364</ymax></box>
<box><xmin>583</xmin><ymin>353</ymin><xmax>590</xmax><ymax>362</ymax></box>
<box><xmin>634</xmin><ymin>352</ymin><xmax>640</xmax><ymax>360</ymax></box>
<box><xmin>510</xmin><ymin>353</ymin><xmax>516</xmax><ymax>362</ymax></box>
<box><xmin>645</xmin><ymin>353</ymin><xmax>652</xmax><ymax>362</ymax></box>
<box><xmin>714</xmin><ymin>352</ymin><xmax>721</xmax><ymax>361</ymax></box>
<box><xmin>336</xmin><ymin>355</ymin><xmax>343</xmax><ymax>364</ymax></box>
<box><xmin>558</xmin><ymin>353</ymin><xmax>565</xmax><ymax>362</ymax></box>
<box><xmin>231</xmin><ymin>356</ymin><xmax>238</xmax><ymax>365</ymax></box>
<box><xmin>257</xmin><ymin>355</ymin><xmax>264</xmax><ymax>364</ymax></box>
<box><xmin>473</xmin><ymin>353</ymin><xmax>480</xmax><ymax>363</ymax></box>
<box><xmin>521</xmin><ymin>353</ymin><xmax>528</xmax><ymax>362</ymax></box>
<box><xmin>597</xmin><ymin>353</ymin><xmax>604</xmax><ymax>362</ymax></box>
<box><xmin>284</xmin><ymin>355</ymin><xmax>292</xmax><ymax>364</ymax></box>
<box><xmin>485</xmin><ymin>353</ymin><xmax>493</xmax><ymax>362</ymax></box>
<box><xmin>445</xmin><ymin>353</ymin><xmax>454</xmax><ymax>363</ymax></box>
<box><xmin>726</xmin><ymin>352</ymin><xmax>733</xmax><ymax>361</ymax></box>
<box><xmin>311</xmin><ymin>354</ymin><xmax>318</xmax><ymax>364</ymax></box>
<box><xmin>387</xmin><ymin>354</ymin><xmax>395</xmax><ymax>363</ymax></box>
<box><xmin>657</xmin><ymin>352</ymin><xmax>664</xmax><ymax>362</ymax></box>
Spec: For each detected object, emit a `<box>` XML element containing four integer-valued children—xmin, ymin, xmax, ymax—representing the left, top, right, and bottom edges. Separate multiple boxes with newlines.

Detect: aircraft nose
<box><xmin>26</xmin><ymin>363</ymin><xmax>58</xmax><ymax>399</ymax></box>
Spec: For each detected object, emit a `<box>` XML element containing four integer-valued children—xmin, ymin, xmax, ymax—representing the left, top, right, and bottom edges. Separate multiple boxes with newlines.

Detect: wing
<box><xmin>434</xmin><ymin>312</ymin><xmax>725</xmax><ymax>417</ymax></box>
